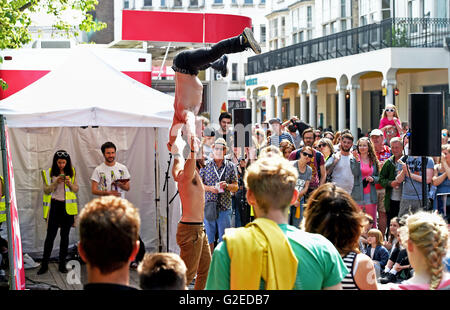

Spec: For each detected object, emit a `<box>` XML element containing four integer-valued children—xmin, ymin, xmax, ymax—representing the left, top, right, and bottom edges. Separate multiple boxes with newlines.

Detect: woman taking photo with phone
<box><xmin>38</xmin><ymin>150</ymin><xmax>79</xmax><ymax>275</ymax></box>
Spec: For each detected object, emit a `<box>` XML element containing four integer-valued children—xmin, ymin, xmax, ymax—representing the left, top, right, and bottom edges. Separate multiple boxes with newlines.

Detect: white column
<box><xmin>251</xmin><ymin>97</ymin><xmax>257</xmax><ymax>124</ymax></box>
<box><xmin>383</xmin><ymin>80</ymin><xmax>396</xmax><ymax>107</ymax></box>
<box><xmin>300</xmin><ymin>89</ymin><xmax>308</xmax><ymax>123</ymax></box>
<box><xmin>349</xmin><ymin>84</ymin><xmax>359</xmax><ymax>139</ymax></box>
<box><xmin>337</xmin><ymin>86</ymin><xmax>347</xmax><ymax>131</ymax></box>
<box><xmin>276</xmin><ymin>93</ymin><xmax>283</xmax><ymax>120</ymax></box>
<box><xmin>266</xmin><ymin>94</ymin><xmax>276</xmax><ymax>121</ymax></box>
<box><xmin>309</xmin><ymin>88</ymin><xmax>317</xmax><ymax>128</ymax></box>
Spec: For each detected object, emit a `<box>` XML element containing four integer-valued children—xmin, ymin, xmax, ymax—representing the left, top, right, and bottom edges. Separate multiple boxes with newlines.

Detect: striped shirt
<box><xmin>269</xmin><ymin>132</ymin><xmax>294</xmax><ymax>148</ymax></box>
<box><xmin>341</xmin><ymin>252</ymin><xmax>359</xmax><ymax>290</ymax></box>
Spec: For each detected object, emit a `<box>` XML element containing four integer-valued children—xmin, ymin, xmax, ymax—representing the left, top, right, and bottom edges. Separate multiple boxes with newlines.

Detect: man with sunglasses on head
<box><xmin>200</xmin><ymin>138</ymin><xmax>238</xmax><ymax>254</ymax></box>
<box><xmin>325</xmin><ymin>132</ymin><xmax>359</xmax><ymax>194</ymax></box>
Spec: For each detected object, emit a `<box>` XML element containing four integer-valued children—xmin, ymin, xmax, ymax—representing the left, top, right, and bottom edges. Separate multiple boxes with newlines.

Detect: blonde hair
<box><xmin>399</xmin><ymin>211</ymin><xmax>448</xmax><ymax>290</ymax></box>
<box><xmin>258</xmin><ymin>145</ymin><xmax>282</xmax><ymax>158</ymax></box>
<box><xmin>318</xmin><ymin>138</ymin><xmax>334</xmax><ymax>155</ymax></box>
<box><xmin>367</xmin><ymin>228</ymin><xmax>384</xmax><ymax>246</ymax></box>
<box><xmin>382</xmin><ymin>104</ymin><xmax>400</xmax><ymax>119</ymax></box>
<box><xmin>244</xmin><ymin>154</ymin><xmax>298</xmax><ymax>213</ymax></box>
<box><xmin>441</xmin><ymin>144</ymin><xmax>450</xmax><ymax>152</ymax></box>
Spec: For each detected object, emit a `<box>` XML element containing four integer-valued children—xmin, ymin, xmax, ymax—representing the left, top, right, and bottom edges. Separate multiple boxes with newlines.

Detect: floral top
<box><xmin>200</xmin><ymin>159</ymin><xmax>237</xmax><ymax>211</ymax></box>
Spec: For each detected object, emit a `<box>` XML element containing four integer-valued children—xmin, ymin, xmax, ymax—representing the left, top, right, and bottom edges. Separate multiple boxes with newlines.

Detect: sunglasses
<box><xmin>56</xmin><ymin>151</ymin><xmax>69</xmax><ymax>157</ymax></box>
<box><xmin>318</xmin><ymin>143</ymin><xmax>327</xmax><ymax>148</ymax></box>
<box><xmin>385</xmin><ymin>109</ymin><xmax>395</xmax><ymax>112</ymax></box>
<box><xmin>302</xmin><ymin>152</ymin><xmax>313</xmax><ymax>158</ymax></box>
<box><xmin>214</xmin><ymin>147</ymin><xmax>225</xmax><ymax>151</ymax></box>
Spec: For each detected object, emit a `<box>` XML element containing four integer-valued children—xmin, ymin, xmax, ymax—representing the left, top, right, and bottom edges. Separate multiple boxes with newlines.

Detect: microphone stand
<box><xmin>163</xmin><ymin>153</ymin><xmax>172</xmax><ymax>252</ymax></box>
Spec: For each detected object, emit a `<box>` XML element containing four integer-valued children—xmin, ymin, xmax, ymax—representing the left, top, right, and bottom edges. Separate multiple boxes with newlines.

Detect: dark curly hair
<box><xmin>304</xmin><ymin>183</ymin><xmax>366</xmax><ymax>255</ymax></box>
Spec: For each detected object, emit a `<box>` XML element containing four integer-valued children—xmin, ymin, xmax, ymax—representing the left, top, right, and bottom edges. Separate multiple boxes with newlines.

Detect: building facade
<box><xmin>246</xmin><ymin>0</ymin><xmax>450</xmax><ymax>137</ymax></box>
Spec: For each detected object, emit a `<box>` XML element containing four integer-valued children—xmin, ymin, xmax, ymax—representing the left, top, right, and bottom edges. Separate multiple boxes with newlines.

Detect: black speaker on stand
<box><xmin>233</xmin><ymin>108</ymin><xmax>252</xmax><ymax>149</ymax></box>
<box><xmin>408</xmin><ymin>92</ymin><xmax>443</xmax><ymax>209</ymax></box>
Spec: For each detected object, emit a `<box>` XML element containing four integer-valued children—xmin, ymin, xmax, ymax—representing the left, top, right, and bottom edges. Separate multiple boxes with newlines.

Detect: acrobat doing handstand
<box><xmin>167</xmin><ymin>27</ymin><xmax>261</xmax><ymax>153</ymax></box>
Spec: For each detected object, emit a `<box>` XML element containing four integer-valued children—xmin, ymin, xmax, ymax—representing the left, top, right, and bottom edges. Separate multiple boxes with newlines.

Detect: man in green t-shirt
<box><xmin>205</xmin><ymin>154</ymin><xmax>348</xmax><ymax>290</ymax></box>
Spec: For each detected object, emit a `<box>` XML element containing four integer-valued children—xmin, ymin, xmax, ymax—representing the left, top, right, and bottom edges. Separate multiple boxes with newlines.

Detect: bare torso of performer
<box><xmin>172</xmin><ymin>138</ymin><xmax>205</xmax><ymax>222</ymax></box>
<box><xmin>168</xmin><ymin>73</ymin><xmax>203</xmax><ymax>152</ymax></box>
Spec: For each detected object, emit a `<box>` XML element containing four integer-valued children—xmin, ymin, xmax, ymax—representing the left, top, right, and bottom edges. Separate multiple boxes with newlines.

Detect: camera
<box><xmin>290</xmin><ymin>119</ymin><xmax>311</xmax><ymax>136</ymax></box>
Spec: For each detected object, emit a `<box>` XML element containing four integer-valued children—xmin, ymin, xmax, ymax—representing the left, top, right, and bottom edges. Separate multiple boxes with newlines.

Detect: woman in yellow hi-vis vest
<box><xmin>38</xmin><ymin>150</ymin><xmax>78</xmax><ymax>275</ymax></box>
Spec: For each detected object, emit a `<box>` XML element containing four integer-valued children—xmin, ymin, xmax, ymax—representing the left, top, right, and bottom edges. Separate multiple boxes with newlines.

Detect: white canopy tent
<box><xmin>0</xmin><ymin>48</ymin><xmax>182</xmax><ymax>257</ymax></box>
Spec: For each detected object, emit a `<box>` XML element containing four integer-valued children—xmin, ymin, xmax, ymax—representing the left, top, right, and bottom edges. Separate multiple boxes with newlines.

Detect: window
<box><xmin>190</xmin><ymin>0</ymin><xmax>198</xmax><ymax>6</ymax></box>
<box><xmin>144</xmin><ymin>0</ymin><xmax>152</xmax><ymax>6</ymax></box>
<box><xmin>307</xmin><ymin>6</ymin><xmax>312</xmax><ymax>27</ymax></box>
<box><xmin>331</xmin><ymin>21</ymin><xmax>336</xmax><ymax>34</ymax></box>
<box><xmin>214</xmin><ymin>0</ymin><xmax>223</xmax><ymax>4</ymax></box>
<box><xmin>381</xmin><ymin>0</ymin><xmax>390</xmax><ymax>19</ymax></box>
<box><xmin>281</xmin><ymin>16</ymin><xmax>285</xmax><ymax>36</ymax></box>
<box><xmin>232</xmin><ymin>63</ymin><xmax>238</xmax><ymax>81</ymax></box>
<box><xmin>341</xmin><ymin>20</ymin><xmax>347</xmax><ymax>31</ymax></box>
<box><xmin>244</xmin><ymin>0</ymin><xmax>253</xmax><ymax>4</ymax></box>
<box><xmin>260</xmin><ymin>24</ymin><xmax>266</xmax><ymax>43</ymax></box>
<box><xmin>292</xmin><ymin>9</ymin><xmax>298</xmax><ymax>32</ymax></box>
<box><xmin>231</xmin><ymin>0</ymin><xmax>237</xmax><ymax>4</ymax></box>
<box><xmin>360</xmin><ymin>15</ymin><xmax>367</xmax><ymax>26</ymax></box>
<box><xmin>260</xmin><ymin>0</ymin><xmax>265</xmax><ymax>4</ymax></box>
<box><xmin>299</xmin><ymin>31</ymin><xmax>304</xmax><ymax>42</ymax></box>
<box><xmin>408</xmin><ymin>1</ymin><xmax>413</xmax><ymax>18</ymax></box>
<box><xmin>341</xmin><ymin>0</ymin><xmax>346</xmax><ymax>18</ymax></box>
<box><xmin>437</xmin><ymin>0</ymin><xmax>448</xmax><ymax>18</ymax></box>
<box><xmin>174</xmin><ymin>0</ymin><xmax>182</xmax><ymax>6</ymax></box>
<box><xmin>160</xmin><ymin>0</ymin><xmax>166</xmax><ymax>6</ymax></box>
<box><xmin>124</xmin><ymin>0</ymin><xmax>129</xmax><ymax>9</ymax></box>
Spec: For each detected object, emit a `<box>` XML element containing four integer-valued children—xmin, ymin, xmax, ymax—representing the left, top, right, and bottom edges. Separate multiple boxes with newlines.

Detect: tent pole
<box><xmin>157</xmin><ymin>42</ymin><xmax>171</xmax><ymax>81</ymax></box>
<box><xmin>0</xmin><ymin>115</ymin><xmax>15</xmax><ymax>290</ymax></box>
<box><xmin>154</xmin><ymin>128</ymin><xmax>161</xmax><ymax>252</ymax></box>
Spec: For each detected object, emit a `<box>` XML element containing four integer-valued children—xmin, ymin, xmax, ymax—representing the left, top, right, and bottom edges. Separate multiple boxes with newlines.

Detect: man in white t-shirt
<box><xmin>91</xmin><ymin>141</ymin><xmax>131</xmax><ymax>199</ymax></box>
<box><xmin>91</xmin><ymin>141</ymin><xmax>145</xmax><ymax>268</ymax></box>
<box><xmin>325</xmin><ymin>133</ymin><xmax>358</xmax><ymax>194</ymax></box>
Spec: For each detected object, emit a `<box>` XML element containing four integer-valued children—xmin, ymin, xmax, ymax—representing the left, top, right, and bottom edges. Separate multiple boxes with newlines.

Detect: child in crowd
<box><xmin>365</xmin><ymin>228</ymin><xmax>390</xmax><ymax>277</ymax></box>
<box><xmin>379</xmin><ymin>219</ymin><xmax>412</xmax><ymax>285</ymax></box>
<box><xmin>378</xmin><ymin>104</ymin><xmax>403</xmax><ymax>139</ymax></box>
<box><xmin>359</xmin><ymin>214</ymin><xmax>374</xmax><ymax>252</ymax></box>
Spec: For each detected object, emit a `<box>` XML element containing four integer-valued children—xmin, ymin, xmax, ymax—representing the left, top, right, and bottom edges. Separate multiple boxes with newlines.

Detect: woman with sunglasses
<box><xmin>317</xmin><ymin>138</ymin><xmax>334</xmax><ymax>162</ymax></box>
<box><xmin>352</xmin><ymin>138</ymin><xmax>380</xmax><ymax>229</ymax></box>
<box><xmin>289</xmin><ymin>146</ymin><xmax>313</xmax><ymax>228</ymax></box>
<box><xmin>379</xmin><ymin>104</ymin><xmax>403</xmax><ymax>138</ymax></box>
<box><xmin>38</xmin><ymin>150</ymin><xmax>79</xmax><ymax>275</ymax></box>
